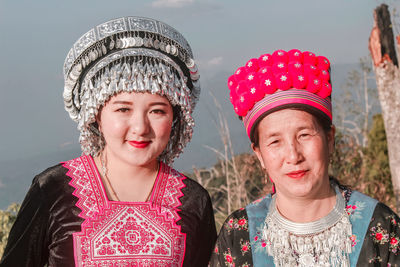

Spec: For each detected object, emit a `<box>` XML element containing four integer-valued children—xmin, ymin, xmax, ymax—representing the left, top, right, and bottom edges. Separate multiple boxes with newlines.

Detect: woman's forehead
<box><xmin>109</xmin><ymin>91</ymin><xmax>171</xmax><ymax>104</ymax></box>
<box><xmin>259</xmin><ymin>109</ymin><xmax>317</xmax><ymax>133</ymax></box>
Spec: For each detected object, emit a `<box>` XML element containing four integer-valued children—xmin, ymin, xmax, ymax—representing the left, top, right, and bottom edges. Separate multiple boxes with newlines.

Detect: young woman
<box><xmin>0</xmin><ymin>16</ymin><xmax>216</xmax><ymax>266</ymax></box>
<box><xmin>210</xmin><ymin>49</ymin><xmax>400</xmax><ymax>266</ymax></box>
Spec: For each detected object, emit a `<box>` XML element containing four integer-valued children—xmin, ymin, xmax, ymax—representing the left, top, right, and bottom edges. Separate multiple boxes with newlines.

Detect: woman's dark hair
<box><xmin>251</xmin><ymin>104</ymin><xmax>332</xmax><ymax>147</ymax></box>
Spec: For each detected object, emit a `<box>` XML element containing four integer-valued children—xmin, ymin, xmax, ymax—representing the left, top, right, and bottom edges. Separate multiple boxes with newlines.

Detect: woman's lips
<box><xmin>286</xmin><ymin>170</ymin><xmax>308</xmax><ymax>179</ymax></box>
<box><xmin>128</xmin><ymin>140</ymin><xmax>151</xmax><ymax>148</ymax></box>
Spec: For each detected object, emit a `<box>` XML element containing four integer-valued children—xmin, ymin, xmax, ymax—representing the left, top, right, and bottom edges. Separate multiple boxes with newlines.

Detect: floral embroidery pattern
<box><xmin>388</xmin><ymin>214</ymin><xmax>400</xmax><ymax>254</ymax></box>
<box><xmin>389</xmin><ymin>234</ymin><xmax>400</xmax><ymax>254</ymax></box>
<box><xmin>223</xmin><ymin>248</ymin><xmax>235</xmax><ymax>266</ymax></box>
<box><xmin>390</xmin><ymin>215</ymin><xmax>398</xmax><ymax>226</ymax></box>
<box><xmin>350</xmin><ymin>234</ymin><xmax>358</xmax><ymax>247</ymax></box>
<box><xmin>210</xmin><ymin>209</ymin><xmax>253</xmax><ymax>266</ymax></box>
<box><xmin>370</xmin><ymin>214</ymin><xmax>400</xmax><ymax>256</ymax></box>
<box><xmin>240</xmin><ymin>239</ymin><xmax>250</xmax><ymax>256</ymax></box>
<box><xmin>250</xmin><ymin>225</ymin><xmax>268</xmax><ymax>254</ymax></box>
<box><xmin>368</xmin><ymin>255</ymin><xmax>383</xmax><ymax>263</ymax></box>
<box><xmin>225</xmin><ymin>216</ymin><xmax>248</xmax><ymax>233</ymax></box>
<box><xmin>366</xmin><ymin>213</ymin><xmax>400</xmax><ymax>264</ymax></box>
<box><xmin>370</xmin><ymin>223</ymin><xmax>390</xmax><ymax>244</ymax></box>
<box><xmin>346</xmin><ymin>201</ymin><xmax>366</xmax><ymax>221</ymax></box>
<box><xmin>345</xmin><ymin>199</ymin><xmax>367</xmax><ymax>247</ymax></box>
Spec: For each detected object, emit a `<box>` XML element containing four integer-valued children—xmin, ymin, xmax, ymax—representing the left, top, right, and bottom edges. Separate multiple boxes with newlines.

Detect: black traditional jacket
<box><xmin>1</xmin><ymin>155</ymin><xmax>217</xmax><ymax>267</ymax></box>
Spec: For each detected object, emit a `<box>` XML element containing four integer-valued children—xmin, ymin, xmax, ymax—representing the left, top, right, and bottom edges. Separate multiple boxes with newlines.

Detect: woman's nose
<box><xmin>285</xmin><ymin>141</ymin><xmax>304</xmax><ymax>164</ymax></box>
<box><xmin>131</xmin><ymin>113</ymin><xmax>150</xmax><ymax>135</ymax></box>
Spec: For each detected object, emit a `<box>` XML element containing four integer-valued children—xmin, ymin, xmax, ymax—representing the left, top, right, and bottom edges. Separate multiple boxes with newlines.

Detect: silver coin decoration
<box><xmin>153</xmin><ymin>39</ymin><xmax>160</xmax><ymax>50</ymax></box>
<box><xmin>136</xmin><ymin>37</ymin><xmax>143</xmax><ymax>47</ymax></box>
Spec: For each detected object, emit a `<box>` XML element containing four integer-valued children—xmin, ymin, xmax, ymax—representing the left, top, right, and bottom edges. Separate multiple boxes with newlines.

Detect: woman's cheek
<box><xmin>157</xmin><ymin>119</ymin><xmax>173</xmax><ymax>137</ymax></box>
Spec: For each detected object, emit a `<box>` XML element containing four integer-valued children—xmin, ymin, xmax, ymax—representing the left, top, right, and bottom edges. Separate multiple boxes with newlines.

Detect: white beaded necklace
<box><xmin>263</xmin><ymin>185</ymin><xmax>352</xmax><ymax>267</ymax></box>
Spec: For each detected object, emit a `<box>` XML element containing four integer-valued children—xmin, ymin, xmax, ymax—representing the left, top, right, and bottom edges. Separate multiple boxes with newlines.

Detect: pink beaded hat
<box><xmin>228</xmin><ymin>49</ymin><xmax>332</xmax><ymax>140</ymax></box>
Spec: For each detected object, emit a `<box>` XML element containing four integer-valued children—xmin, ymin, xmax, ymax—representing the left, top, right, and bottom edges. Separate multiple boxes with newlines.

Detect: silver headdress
<box><xmin>63</xmin><ymin>17</ymin><xmax>200</xmax><ymax>164</ymax></box>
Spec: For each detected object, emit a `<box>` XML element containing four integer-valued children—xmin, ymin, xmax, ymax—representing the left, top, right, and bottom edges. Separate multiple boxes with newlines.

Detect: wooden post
<box><xmin>369</xmin><ymin>4</ymin><xmax>400</xmax><ymax>212</ymax></box>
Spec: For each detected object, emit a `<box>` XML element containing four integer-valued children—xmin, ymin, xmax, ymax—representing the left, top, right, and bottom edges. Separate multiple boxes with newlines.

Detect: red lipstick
<box><xmin>128</xmin><ymin>140</ymin><xmax>151</xmax><ymax>148</ymax></box>
<box><xmin>286</xmin><ymin>170</ymin><xmax>308</xmax><ymax>179</ymax></box>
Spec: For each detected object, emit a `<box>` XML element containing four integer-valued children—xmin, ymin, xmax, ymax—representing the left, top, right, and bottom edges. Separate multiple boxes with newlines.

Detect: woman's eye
<box><xmin>116</xmin><ymin>108</ymin><xmax>130</xmax><ymax>113</ymax></box>
<box><xmin>268</xmin><ymin>140</ymin><xmax>279</xmax><ymax>146</ymax></box>
<box><xmin>151</xmin><ymin>109</ymin><xmax>166</xmax><ymax>114</ymax></box>
<box><xmin>299</xmin><ymin>133</ymin><xmax>311</xmax><ymax>139</ymax></box>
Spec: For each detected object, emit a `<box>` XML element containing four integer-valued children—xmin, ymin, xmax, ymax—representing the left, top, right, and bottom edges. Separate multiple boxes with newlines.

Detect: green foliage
<box><xmin>363</xmin><ymin>114</ymin><xmax>393</xmax><ymax>205</ymax></box>
<box><xmin>330</xmin><ymin>130</ymin><xmax>363</xmax><ymax>182</ymax></box>
<box><xmin>0</xmin><ymin>203</ymin><xmax>20</xmax><ymax>258</ymax></box>
<box><xmin>331</xmin><ymin>115</ymin><xmax>394</xmax><ymax>209</ymax></box>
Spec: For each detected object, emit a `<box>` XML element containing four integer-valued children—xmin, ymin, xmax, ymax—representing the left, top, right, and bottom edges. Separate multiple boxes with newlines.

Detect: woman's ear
<box><xmin>251</xmin><ymin>143</ymin><xmax>266</xmax><ymax>170</ymax></box>
<box><xmin>96</xmin><ymin>109</ymin><xmax>103</xmax><ymax>132</ymax></box>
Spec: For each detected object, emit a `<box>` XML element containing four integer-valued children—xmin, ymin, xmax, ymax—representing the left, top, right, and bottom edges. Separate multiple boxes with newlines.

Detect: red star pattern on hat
<box><xmin>228</xmin><ymin>49</ymin><xmax>332</xmax><ymax>116</ymax></box>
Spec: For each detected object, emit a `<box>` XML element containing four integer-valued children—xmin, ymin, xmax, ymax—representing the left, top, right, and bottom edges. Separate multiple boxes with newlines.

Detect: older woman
<box><xmin>210</xmin><ymin>49</ymin><xmax>400</xmax><ymax>266</ymax></box>
<box><xmin>0</xmin><ymin>17</ymin><xmax>216</xmax><ymax>266</ymax></box>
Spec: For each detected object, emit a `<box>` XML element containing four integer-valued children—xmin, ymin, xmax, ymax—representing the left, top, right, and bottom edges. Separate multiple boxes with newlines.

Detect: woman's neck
<box><xmin>93</xmin><ymin>151</ymin><xmax>160</xmax><ymax>202</ymax></box>
<box><xmin>106</xmin><ymin>156</ymin><xmax>159</xmax><ymax>182</ymax></box>
<box><xmin>275</xmin><ymin>184</ymin><xmax>336</xmax><ymax>223</ymax></box>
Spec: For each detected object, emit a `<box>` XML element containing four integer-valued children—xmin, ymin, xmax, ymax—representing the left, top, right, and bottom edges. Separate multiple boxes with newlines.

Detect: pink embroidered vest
<box><xmin>63</xmin><ymin>155</ymin><xmax>186</xmax><ymax>266</ymax></box>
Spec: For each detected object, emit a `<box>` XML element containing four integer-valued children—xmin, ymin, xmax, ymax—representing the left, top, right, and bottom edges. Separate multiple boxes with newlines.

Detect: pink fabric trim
<box><xmin>243</xmin><ymin>89</ymin><xmax>332</xmax><ymax>138</ymax></box>
<box><xmin>63</xmin><ymin>155</ymin><xmax>106</xmax><ymax>221</ymax></box>
<box><xmin>63</xmin><ymin>155</ymin><xmax>187</xmax><ymax>266</ymax></box>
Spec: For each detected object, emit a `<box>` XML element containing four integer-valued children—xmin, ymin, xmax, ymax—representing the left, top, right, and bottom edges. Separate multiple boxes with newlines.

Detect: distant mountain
<box><xmin>0</xmin><ymin>63</ymin><xmax>366</xmax><ymax>209</ymax></box>
<box><xmin>0</xmin><ymin>147</ymin><xmax>80</xmax><ymax>209</ymax></box>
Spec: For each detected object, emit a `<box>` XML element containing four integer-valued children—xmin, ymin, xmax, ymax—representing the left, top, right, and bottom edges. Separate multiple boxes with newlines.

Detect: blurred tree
<box><xmin>335</xmin><ymin>57</ymin><xmax>377</xmax><ymax>150</ymax></box>
<box><xmin>331</xmin><ymin>115</ymin><xmax>395</xmax><ymax>211</ymax></box>
<box><xmin>0</xmin><ymin>203</ymin><xmax>20</xmax><ymax>258</ymax></box>
<box><xmin>363</xmin><ymin>114</ymin><xmax>393</xmax><ymax>207</ymax></box>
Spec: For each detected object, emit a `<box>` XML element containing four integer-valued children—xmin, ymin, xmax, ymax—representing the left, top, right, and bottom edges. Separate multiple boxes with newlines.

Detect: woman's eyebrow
<box><xmin>111</xmin><ymin>100</ymin><xmax>133</xmax><ymax>105</ymax></box>
<box><xmin>149</xmin><ymin>102</ymin><xmax>169</xmax><ymax>106</ymax></box>
<box><xmin>263</xmin><ymin>132</ymin><xmax>280</xmax><ymax>139</ymax></box>
<box><xmin>263</xmin><ymin>126</ymin><xmax>315</xmax><ymax>138</ymax></box>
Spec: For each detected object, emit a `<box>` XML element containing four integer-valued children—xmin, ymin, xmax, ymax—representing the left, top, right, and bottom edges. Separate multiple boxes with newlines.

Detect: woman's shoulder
<box><xmin>169</xmin><ymin>166</ymin><xmax>211</xmax><ymax>197</ymax></box>
<box><xmin>346</xmin><ymin>188</ymin><xmax>399</xmax><ymax>224</ymax></box>
<box><xmin>182</xmin><ymin>176</ymin><xmax>209</xmax><ymax>195</ymax></box>
<box><xmin>34</xmin><ymin>163</ymin><xmax>68</xmax><ymax>186</ymax></box>
<box><xmin>225</xmin><ymin>208</ymin><xmax>249</xmax><ymax>222</ymax></box>
<box><xmin>219</xmin><ymin>195</ymin><xmax>272</xmax><ymax>229</ymax></box>
<box><xmin>33</xmin><ymin>155</ymin><xmax>85</xmax><ymax>192</ymax></box>
<box><xmin>178</xmin><ymin>176</ymin><xmax>213</xmax><ymax>213</ymax></box>
<box><xmin>373</xmin><ymin>201</ymin><xmax>400</xmax><ymax>220</ymax></box>
<box><xmin>218</xmin><ymin>208</ymin><xmax>250</xmax><ymax>242</ymax></box>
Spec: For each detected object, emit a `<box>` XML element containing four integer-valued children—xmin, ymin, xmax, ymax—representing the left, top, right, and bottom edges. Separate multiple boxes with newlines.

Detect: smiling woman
<box><xmin>95</xmin><ymin>92</ymin><xmax>174</xmax><ymax>202</ymax></box>
<box><xmin>0</xmin><ymin>17</ymin><xmax>216</xmax><ymax>266</ymax></box>
<box><xmin>253</xmin><ymin>109</ymin><xmax>335</xmax><ymax>211</ymax></box>
<box><xmin>210</xmin><ymin>49</ymin><xmax>400</xmax><ymax>266</ymax></box>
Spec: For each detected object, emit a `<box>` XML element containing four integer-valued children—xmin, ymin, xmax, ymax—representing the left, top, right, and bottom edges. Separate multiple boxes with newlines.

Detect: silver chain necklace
<box><xmin>263</xmin><ymin>185</ymin><xmax>352</xmax><ymax>267</ymax></box>
<box><xmin>100</xmin><ymin>151</ymin><xmax>121</xmax><ymax>201</ymax></box>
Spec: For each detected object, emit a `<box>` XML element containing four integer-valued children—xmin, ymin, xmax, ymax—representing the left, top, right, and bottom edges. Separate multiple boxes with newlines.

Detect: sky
<box><xmin>0</xmin><ymin>0</ymin><xmax>399</xmax><ymax>170</ymax></box>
